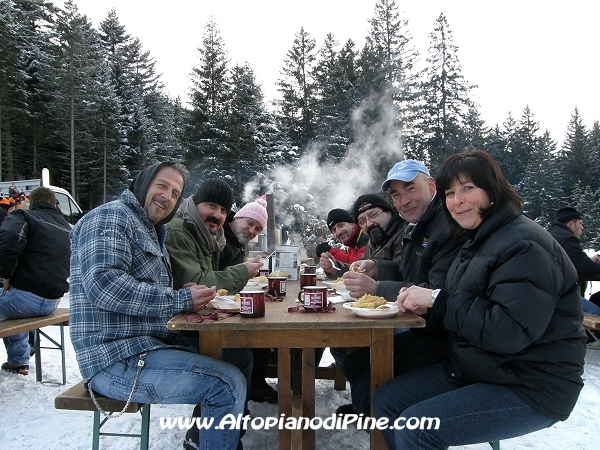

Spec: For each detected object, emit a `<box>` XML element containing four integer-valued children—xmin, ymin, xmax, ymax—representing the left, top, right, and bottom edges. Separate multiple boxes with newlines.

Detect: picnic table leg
<box><xmin>278</xmin><ymin>348</ymin><xmax>293</xmax><ymax>450</ymax></box>
<box><xmin>370</xmin><ymin>329</ymin><xmax>394</xmax><ymax>450</ymax></box>
<box><xmin>301</xmin><ymin>348</ymin><xmax>316</xmax><ymax>450</ymax></box>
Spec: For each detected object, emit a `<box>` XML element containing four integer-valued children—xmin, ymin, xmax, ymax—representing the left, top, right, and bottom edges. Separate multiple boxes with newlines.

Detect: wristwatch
<box><xmin>430</xmin><ymin>289</ymin><xmax>441</xmax><ymax>307</ymax></box>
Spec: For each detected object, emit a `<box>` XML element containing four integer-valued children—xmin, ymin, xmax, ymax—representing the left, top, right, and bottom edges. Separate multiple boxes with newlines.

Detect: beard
<box><xmin>368</xmin><ymin>225</ymin><xmax>387</xmax><ymax>247</ymax></box>
<box><xmin>235</xmin><ymin>230</ymin><xmax>252</xmax><ymax>245</ymax></box>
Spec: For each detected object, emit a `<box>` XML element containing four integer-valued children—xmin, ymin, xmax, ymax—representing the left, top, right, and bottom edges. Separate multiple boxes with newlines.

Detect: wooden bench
<box><xmin>0</xmin><ymin>307</ymin><xmax>69</xmax><ymax>384</ymax></box>
<box><xmin>55</xmin><ymin>381</ymin><xmax>150</xmax><ymax>450</ymax></box>
<box><xmin>583</xmin><ymin>312</ymin><xmax>600</xmax><ymax>345</ymax></box>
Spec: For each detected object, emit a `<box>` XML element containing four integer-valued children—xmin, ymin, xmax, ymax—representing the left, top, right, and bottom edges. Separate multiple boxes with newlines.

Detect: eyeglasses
<box><xmin>357</xmin><ymin>209</ymin><xmax>384</xmax><ymax>227</ymax></box>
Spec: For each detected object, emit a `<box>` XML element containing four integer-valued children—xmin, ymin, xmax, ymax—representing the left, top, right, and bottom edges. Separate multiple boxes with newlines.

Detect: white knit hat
<box><xmin>234</xmin><ymin>198</ymin><xmax>268</xmax><ymax>229</ymax></box>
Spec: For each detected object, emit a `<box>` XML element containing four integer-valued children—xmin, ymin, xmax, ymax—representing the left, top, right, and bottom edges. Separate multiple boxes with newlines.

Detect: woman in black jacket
<box><xmin>372</xmin><ymin>149</ymin><xmax>586</xmax><ymax>450</ymax></box>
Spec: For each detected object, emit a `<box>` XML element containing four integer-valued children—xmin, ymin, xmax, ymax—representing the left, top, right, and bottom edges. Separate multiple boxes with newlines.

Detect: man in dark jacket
<box><xmin>321</xmin><ymin>194</ymin><xmax>406</xmax><ymax>279</ymax></box>
<box><xmin>336</xmin><ymin>160</ymin><xmax>464</xmax><ymax>416</ymax></box>
<box><xmin>219</xmin><ymin>198</ymin><xmax>276</xmax><ymax>403</ymax></box>
<box><xmin>0</xmin><ymin>187</ymin><xmax>71</xmax><ymax>375</ymax></box>
<box><xmin>547</xmin><ymin>206</ymin><xmax>600</xmax><ymax>314</ymax></box>
<box><xmin>219</xmin><ymin>198</ymin><xmax>268</xmax><ymax>270</ymax></box>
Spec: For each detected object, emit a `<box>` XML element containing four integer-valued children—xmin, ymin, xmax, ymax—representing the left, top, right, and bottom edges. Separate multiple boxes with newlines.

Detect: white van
<box><xmin>0</xmin><ymin>170</ymin><xmax>84</xmax><ymax>225</ymax></box>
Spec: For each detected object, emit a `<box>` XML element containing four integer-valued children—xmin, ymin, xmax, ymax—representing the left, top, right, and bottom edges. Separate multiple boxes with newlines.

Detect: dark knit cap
<box><xmin>555</xmin><ymin>206</ymin><xmax>582</xmax><ymax>223</ymax></box>
<box><xmin>327</xmin><ymin>208</ymin><xmax>354</xmax><ymax>231</ymax></box>
<box><xmin>192</xmin><ymin>178</ymin><xmax>234</xmax><ymax>212</ymax></box>
<box><xmin>129</xmin><ymin>161</ymin><xmax>186</xmax><ymax>228</ymax></box>
<box><xmin>353</xmin><ymin>194</ymin><xmax>394</xmax><ymax>222</ymax></box>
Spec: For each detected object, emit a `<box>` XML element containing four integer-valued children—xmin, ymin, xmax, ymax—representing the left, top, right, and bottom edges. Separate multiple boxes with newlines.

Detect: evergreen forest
<box><xmin>2</xmin><ymin>0</ymin><xmax>600</xmax><ymax>248</ymax></box>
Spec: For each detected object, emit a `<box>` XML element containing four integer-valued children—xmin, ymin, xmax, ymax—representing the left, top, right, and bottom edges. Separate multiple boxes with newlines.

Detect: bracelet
<box><xmin>430</xmin><ymin>289</ymin><xmax>441</xmax><ymax>307</ymax></box>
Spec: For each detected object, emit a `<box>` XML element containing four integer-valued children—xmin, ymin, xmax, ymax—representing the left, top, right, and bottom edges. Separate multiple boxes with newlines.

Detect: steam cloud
<box><xmin>243</xmin><ymin>91</ymin><xmax>405</xmax><ymax>222</ymax></box>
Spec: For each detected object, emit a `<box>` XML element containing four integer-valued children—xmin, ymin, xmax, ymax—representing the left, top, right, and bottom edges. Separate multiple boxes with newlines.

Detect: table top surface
<box><xmin>167</xmin><ymin>279</ymin><xmax>425</xmax><ymax>331</ymax></box>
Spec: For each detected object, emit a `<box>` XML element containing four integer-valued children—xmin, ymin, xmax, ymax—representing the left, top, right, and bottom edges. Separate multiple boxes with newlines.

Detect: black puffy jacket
<box><xmin>0</xmin><ymin>203</ymin><xmax>71</xmax><ymax>299</ymax></box>
<box><xmin>434</xmin><ymin>205</ymin><xmax>586</xmax><ymax>421</ymax></box>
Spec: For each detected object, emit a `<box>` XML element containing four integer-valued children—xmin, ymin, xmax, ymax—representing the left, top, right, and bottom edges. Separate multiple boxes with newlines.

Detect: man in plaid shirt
<box><xmin>70</xmin><ymin>162</ymin><xmax>251</xmax><ymax>450</ymax></box>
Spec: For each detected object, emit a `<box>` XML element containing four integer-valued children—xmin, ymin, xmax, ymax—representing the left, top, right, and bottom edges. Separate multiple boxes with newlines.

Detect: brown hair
<box><xmin>29</xmin><ymin>186</ymin><xmax>56</xmax><ymax>208</ymax></box>
<box><xmin>435</xmin><ymin>149</ymin><xmax>523</xmax><ymax>232</ymax></box>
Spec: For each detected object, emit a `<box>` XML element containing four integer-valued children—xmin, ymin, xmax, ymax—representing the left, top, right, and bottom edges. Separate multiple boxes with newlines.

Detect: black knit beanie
<box><xmin>327</xmin><ymin>208</ymin><xmax>355</xmax><ymax>231</ymax></box>
<box><xmin>128</xmin><ymin>161</ymin><xmax>186</xmax><ymax>228</ymax></box>
<box><xmin>192</xmin><ymin>178</ymin><xmax>234</xmax><ymax>212</ymax></box>
<box><xmin>555</xmin><ymin>206</ymin><xmax>582</xmax><ymax>223</ymax></box>
<box><xmin>353</xmin><ymin>194</ymin><xmax>394</xmax><ymax>222</ymax></box>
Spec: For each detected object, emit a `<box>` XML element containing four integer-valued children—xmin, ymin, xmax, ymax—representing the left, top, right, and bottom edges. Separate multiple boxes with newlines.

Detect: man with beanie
<box><xmin>69</xmin><ymin>162</ymin><xmax>251</xmax><ymax>450</ymax></box>
<box><xmin>166</xmin><ymin>178</ymin><xmax>264</xmax><ymax>294</ymax></box>
<box><xmin>317</xmin><ymin>208</ymin><xmax>368</xmax><ymax>275</ymax></box>
<box><xmin>547</xmin><ymin>206</ymin><xmax>600</xmax><ymax>314</ymax></box>
<box><xmin>217</xmin><ymin>198</ymin><xmax>276</xmax><ymax>404</ymax></box>
<box><xmin>353</xmin><ymin>194</ymin><xmax>404</xmax><ymax>260</ymax></box>
<box><xmin>219</xmin><ymin>198</ymin><xmax>268</xmax><ymax>270</ymax></box>
<box><xmin>0</xmin><ymin>187</ymin><xmax>71</xmax><ymax>375</ymax></box>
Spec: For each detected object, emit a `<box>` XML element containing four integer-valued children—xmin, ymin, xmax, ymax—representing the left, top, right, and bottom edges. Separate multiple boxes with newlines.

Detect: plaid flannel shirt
<box><xmin>69</xmin><ymin>189</ymin><xmax>194</xmax><ymax>381</ymax></box>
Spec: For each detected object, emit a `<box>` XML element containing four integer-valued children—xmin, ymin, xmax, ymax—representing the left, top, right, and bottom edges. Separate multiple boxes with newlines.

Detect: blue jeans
<box><xmin>582</xmin><ymin>297</ymin><xmax>600</xmax><ymax>315</ymax></box>
<box><xmin>0</xmin><ymin>287</ymin><xmax>60</xmax><ymax>366</ymax></box>
<box><xmin>342</xmin><ymin>330</ymin><xmax>445</xmax><ymax>415</ymax></box>
<box><xmin>372</xmin><ymin>362</ymin><xmax>555</xmax><ymax>449</ymax></box>
<box><xmin>89</xmin><ymin>347</ymin><xmax>251</xmax><ymax>450</ymax></box>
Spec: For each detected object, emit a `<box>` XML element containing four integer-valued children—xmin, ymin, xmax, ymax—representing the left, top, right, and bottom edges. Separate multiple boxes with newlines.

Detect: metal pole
<box><xmin>266</xmin><ymin>193</ymin><xmax>276</xmax><ymax>254</ymax></box>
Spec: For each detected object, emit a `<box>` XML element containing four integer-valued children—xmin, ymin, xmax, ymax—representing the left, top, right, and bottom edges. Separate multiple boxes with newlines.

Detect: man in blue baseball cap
<box><xmin>381</xmin><ymin>159</ymin><xmax>431</xmax><ymax>189</ymax></box>
<box><xmin>380</xmin><ymin>159</ymin><xmax>433</xmax><ymax>224</ymax></box>
<box><xmin>334</xmin><ymin>159</ymin><xmax>464</xmax><ymax>418</ymax></box>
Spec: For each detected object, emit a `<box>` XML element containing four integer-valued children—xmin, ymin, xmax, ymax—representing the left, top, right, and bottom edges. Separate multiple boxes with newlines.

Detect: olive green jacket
<box><xmin>165</xmin><ymin>196</ymin><xmax>249</xmax><ymax>291</ymax></box>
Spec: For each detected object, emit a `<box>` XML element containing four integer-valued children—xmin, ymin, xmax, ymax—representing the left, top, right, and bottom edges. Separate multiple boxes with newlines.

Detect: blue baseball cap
<box><xmin>381</xmin><ymin>160</ymin><xmax>430</xmax><ymax>192</ymax></box>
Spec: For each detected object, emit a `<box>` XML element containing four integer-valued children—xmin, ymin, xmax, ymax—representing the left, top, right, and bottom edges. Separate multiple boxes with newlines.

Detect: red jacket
<box><xmin>329</xmin><ymin>225</ymin><xmax>368</xmax><ymax>263</ymax></box>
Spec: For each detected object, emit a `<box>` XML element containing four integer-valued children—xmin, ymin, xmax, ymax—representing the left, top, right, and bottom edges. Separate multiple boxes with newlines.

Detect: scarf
<box><xmin>179</xmin><ymin>196</ymin><xmax>227</xmax><ymax>253</ymax></box>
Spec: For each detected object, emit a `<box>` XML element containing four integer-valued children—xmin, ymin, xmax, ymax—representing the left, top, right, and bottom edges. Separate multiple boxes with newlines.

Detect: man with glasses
<box><xmin>321</xmin><ymin>194</ymin><xmax>405</xmax><ymax>280</ymax></box>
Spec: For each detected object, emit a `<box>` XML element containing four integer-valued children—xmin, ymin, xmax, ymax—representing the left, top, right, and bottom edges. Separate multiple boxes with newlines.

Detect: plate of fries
<box><xmin>342</xmin><ymin>294</ymin><xmax>398</xmax><ymax>318</ymax></box>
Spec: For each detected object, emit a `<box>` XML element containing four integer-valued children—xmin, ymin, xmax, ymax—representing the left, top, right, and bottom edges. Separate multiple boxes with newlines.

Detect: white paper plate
<box><xmin>210</xmin><ymin>297</ymin><xmax>240</xmax><ymax>310</ymax></box>
<box><xmin>342</xmin><ymin>302</ymin><xmax>399</xmax><ymax>318</ymax></box>
<box><xmin>321</xmin><ymin>280</ymin><xmax>334</xmax><ymax>287</ymax></box>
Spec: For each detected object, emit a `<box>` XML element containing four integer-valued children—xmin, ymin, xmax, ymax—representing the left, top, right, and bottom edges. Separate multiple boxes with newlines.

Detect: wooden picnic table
<box><xmin>167</xmin><ymin>279</ymin><xmax>425</xmax><ymax>450</ymax></box>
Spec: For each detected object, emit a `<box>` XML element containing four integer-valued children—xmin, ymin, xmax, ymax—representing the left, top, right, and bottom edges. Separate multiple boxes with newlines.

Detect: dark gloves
<box><xmin>315</xmin><ymin>242</ymin><xmax>332</xmax><ymax>257</ymax></box>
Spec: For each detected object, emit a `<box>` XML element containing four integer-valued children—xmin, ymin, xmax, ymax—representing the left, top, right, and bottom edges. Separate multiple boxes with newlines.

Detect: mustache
<box><xmin>206</xmin><ymin>216</ymin><xmax>220</xmax><ymax>224</ymax></box>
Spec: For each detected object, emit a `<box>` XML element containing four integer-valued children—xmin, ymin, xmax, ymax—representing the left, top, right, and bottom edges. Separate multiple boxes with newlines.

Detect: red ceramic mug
<box><xmin>300</xmin><ymin>273</ymin><xmax>317</xmax><ymax>289</ymax></box>
<box><xmin>267</xmin><ymin>276</ymin><xmax>287</xmax><ymax>296</ymax></box>
<box><xmin>297</xmin><ymin>286</ymin><xmax>328</xmax><ymax>309</ymax></box>
<box><xmin>239</xmin><ymin>290</ymin><xmax>265</xmax><ymax>318</ymax></box>
<box><xmin>303</xmin><ymin>265</ymin><xmax>317</xmax><ymax>274</ymax></box>
<box><xmin>258</xmin><ymin>268</ymin><xmax>270</xmax><ymax>277</ymax></box>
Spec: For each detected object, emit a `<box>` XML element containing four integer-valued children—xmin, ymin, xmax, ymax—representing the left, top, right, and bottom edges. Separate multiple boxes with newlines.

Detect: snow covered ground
<box><xmin>0</xmin><ymin>293</ymin><xmax>598</xmax><ymax>449</ymax></box>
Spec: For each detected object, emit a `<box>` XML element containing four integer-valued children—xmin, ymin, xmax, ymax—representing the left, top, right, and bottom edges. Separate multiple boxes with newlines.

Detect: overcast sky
<box><xmin>57</xmin><ymin>0</ymin><xmax>599</xmax><ymax>146</ymax></box>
